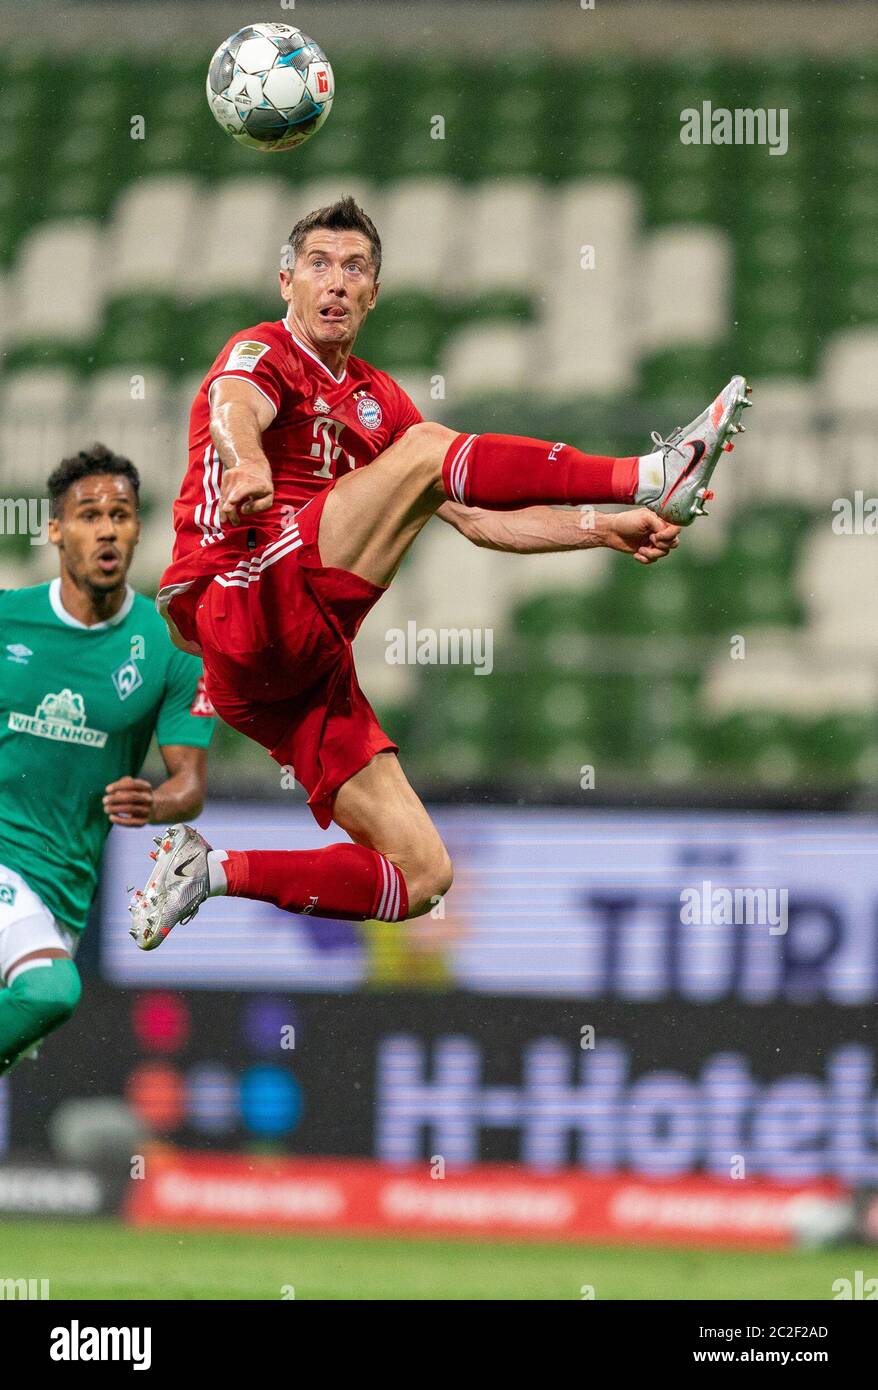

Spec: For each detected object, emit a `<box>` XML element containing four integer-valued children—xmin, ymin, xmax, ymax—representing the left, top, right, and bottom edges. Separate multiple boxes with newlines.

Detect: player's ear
<box><xmin>368</xmin><ymin>277</ymin><xmax>380</xmax><ymax>309</ymax></box>
<box><xmin>47</xmin><ymin>515</ymin><xmax>62</xmax><ymax>548</ymax></box>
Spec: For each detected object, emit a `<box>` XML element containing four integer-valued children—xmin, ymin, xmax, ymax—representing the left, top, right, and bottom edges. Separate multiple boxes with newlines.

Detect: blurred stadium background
<box><xmin>2</xmin><ymin>0</ymin><xmax>878</xmax><ymax>1300</ymax></box>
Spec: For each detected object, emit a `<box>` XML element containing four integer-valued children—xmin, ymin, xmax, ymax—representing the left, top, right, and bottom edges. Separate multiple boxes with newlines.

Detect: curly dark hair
<box><xmin>47</xmin><ymin>443</ymin><xmax>141</xmax><ymax>518</ymax></box>
<box><xmin>286</xmin><ymin>195</ymin><xmax>382</xmax><ymax>277</ymax></box>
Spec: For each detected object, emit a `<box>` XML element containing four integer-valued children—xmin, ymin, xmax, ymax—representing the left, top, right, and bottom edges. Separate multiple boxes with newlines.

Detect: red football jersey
<box><xmin>158</xmin><ymin>317</ymin><xmax>422</xmax><ymax>602</ymax></box>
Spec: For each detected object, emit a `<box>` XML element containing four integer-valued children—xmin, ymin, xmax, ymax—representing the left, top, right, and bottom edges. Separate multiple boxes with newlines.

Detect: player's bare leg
<box><xmin>317</xmin><ymin>378</ymin><xmax>752</xmax><ymax>586</ymax></box>
<box><xmin>329</xmin><ymin>751</ymin><xmax>452</xmax><ymax>915</ymax></box>
<box><xmin>315</xmin><ymin>421</ymin><xmax>456</xmax><ymax>584</ymax></box>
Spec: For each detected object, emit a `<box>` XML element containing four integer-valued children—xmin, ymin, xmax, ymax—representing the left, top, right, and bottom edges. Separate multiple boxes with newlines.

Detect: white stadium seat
<box><xmin>0</xmin><ymin>369</ymin><xmax>79</xmax><ymax>493</ymax></box>
<box><xmin>379</xmin><ymin>179</ymin><xmax>464</xmax><ymax>293</ymax></box>
<box><xmin>536</xmin><ymin>179</ymin><xmax>641</xmax><ymax>396</ymax></box>
<box><xmin>702</xmin><ymin>641</ymin><xmax>878</xmax><ymax>717</ymax></box>
<box><xmin>388</xmin><ymin>370</ymin><xmax>438</xmax><ymax>420</ymax></box>
<box><xmin>79</xmin><ymin>369</ymin><xmax>179</xmax><ymax>499</ymax></box>
<box><xmin>640</xmin><ymin>226</ymin><xmax>731</xmax><ymax>352</ymax></box>
<box><xmin>799</xmin><ymin>526</ymin><xmax>878</xmax><ymax>652</ymax></box>
<box><xmin>740</xmin><ymin>379</ymin><xmax>814</xmax><ymax>413</ymax></box>
<box><xmin>129</xmin><ymin>516</ymin><xmax>176</xmax><ymax>588</ymax></box>
<box><xmin>105</xmin><ymin>175</ymin><xmax>200</xmax><ymax>296</ymax></box>
<box><xmin>180</xmin><ymin>177</ymin><xmax>289</xmax><ymax>296</ymax></box>
<box><xmin>298</xmin><ymin>178</ymin><xmax>379</xmax><ymax>225</ymax></box>
<box><xmin>442</xmin><ymin>323</ymin><xmax>535</xmax><ymax>398</ymax></box>
<box><xmin>8</xmin><ymin>220</ymin><xmax>104</xmax><ymax>344</ymax></box>
<box><xmin>821</xmin><ymin>329</ymin><xmax>878</xmax><ymax>410</ymax></box>
<box><xmin>448</xmin><ymin>179</ymin><xmax>544</xmax><ymax>294</ymax></box>
<box><xmin>354</xmin><ymin>558</ymin><xmax>420</xmax><ymax>705</ymax></box>
<box><xmin>395</xmin><ymin>511</ymin><xmax>507</xmax><ymax>637</ymax></box>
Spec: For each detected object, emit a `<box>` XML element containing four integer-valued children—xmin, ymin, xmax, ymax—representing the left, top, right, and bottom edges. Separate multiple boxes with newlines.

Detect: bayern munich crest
<box><xmin>356</xmin><ymin>395</ymin><xmax>382</xmax><ymax>430</ymax></box>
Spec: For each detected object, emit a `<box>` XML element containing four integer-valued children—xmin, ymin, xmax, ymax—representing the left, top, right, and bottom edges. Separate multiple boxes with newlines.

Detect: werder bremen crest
<box><xmin>8</xmin><ymin>688</ymin><xmax>108</xmax><ymax>748</ymax></box>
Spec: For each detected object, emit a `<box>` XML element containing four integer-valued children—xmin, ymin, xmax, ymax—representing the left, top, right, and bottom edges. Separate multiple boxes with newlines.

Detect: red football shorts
<box><xmin>169</xmin><ymin>487</ymin><xmax>397</xmax><ymax>828</ymax></box>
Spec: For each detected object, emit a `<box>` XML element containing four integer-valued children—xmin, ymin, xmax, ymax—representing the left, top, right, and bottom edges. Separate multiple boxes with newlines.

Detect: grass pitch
<box><xmin>1</xmin><ymin>1220</ymin><xmax>870</xmax><ymax>1299</ymax></box>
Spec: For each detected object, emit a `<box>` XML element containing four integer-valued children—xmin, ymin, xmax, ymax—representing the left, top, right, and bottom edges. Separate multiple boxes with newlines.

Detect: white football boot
<box><xmin>643</xmin><ymin>375</ymin><xmax>752</xmax><ymax>525</ymax></box>
<box><xmin>128</xmin><ymin>824</ymin><xmax>212</xmax><ymax>951</ymax></box>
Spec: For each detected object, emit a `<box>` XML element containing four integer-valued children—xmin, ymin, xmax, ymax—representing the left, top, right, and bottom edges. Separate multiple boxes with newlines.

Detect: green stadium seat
<box><xmin>356</xmin><ymin>292</ymin><xmax>444</xmax><ymax>370</ymax></box>
<box><xmin>41</xmin><ymin>174</ymin><xmax>107</xmax><ymax>222</ymax></box>
<box><xmin>705</xmin><ymin>711</ymin><xmax>803</xmax><ymax>784</ymax></box>
<box><xmin>97</xmin><ymin>295</ymin><xmax>178</xmax><ymax>370</ymax></box>
<box><xmin>801</xmin><ymin>713</ymin><xmax>878</xmax><ymax>782</ymax></box>
<box><xmin>727</xmin><ymin>504</ymin><xmax>815</xmax><ymax>572</ymax></box>
<box><xmin>639</xmin><ymin>347</ymin><xmax>728</xmax><ymax>404</ymax></box>
<box><xmin>179</xmin><ymin>296</ymin><xmax>274</xmax><ymax>373</ymax></box>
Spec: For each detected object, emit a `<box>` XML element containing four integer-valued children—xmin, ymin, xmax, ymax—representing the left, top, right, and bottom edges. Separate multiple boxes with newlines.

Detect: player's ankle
<box><xmin>635</xmin><ymin>449</ymin><xmax>666</xmax><ymax>504</ymax></box>
<box><xmin>207</xmin><ymin>850</ymin><xmax>229</xmax><ymax>896</ymax></box>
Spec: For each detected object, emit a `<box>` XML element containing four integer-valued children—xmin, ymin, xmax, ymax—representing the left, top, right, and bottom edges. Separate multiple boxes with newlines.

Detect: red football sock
<box><xmin>442</xmin><ymin>432</ymin><xmax>638</xmax><ymax>509</ymax></box>
<box><xmin>222</xmin><ymin>844</ymin><xmax>408</xmax><ymax>922</ymax></box>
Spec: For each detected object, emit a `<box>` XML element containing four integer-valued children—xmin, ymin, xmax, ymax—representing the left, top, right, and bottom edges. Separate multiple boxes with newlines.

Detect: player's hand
<box><xmin>103</xmin><ymin>777</ymin><xmax>155</xmax><ymax>827</ymax></box>
<box><xmin>606</xmin><ymin>509</ymin><xmax>681</xmax><ymax>564</ymax></box>
<box><xmin>219</xmin><ymin>465</ymin><xmax>274</xmax><ymax>527</ymax></box>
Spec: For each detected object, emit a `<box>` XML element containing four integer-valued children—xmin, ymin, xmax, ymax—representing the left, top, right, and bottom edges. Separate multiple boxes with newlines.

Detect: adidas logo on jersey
<box><xmin>313</xmin><ymin>396</ymin><xmax>331</xmax><ymax>414</ymax></box>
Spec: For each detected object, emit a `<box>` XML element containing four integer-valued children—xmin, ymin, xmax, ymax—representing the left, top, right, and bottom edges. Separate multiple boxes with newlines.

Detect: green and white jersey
<box><xmin>0</xmin><ymin>580</ymin><xmax>215</xmax><ymax>934</ymax></box>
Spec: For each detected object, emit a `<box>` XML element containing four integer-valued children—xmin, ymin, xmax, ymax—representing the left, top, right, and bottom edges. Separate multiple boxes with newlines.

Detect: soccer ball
<box><xmin>206</xmin><ymin>22</ymin><xmax>334</xmax><ymax>152</ymax></box>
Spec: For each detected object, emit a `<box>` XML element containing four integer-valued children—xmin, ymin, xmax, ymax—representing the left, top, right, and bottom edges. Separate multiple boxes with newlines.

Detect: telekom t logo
<box><xmin>310</xmin><ymin>419</ymin><xmax>356</xmax><ymax>479</ymax></box>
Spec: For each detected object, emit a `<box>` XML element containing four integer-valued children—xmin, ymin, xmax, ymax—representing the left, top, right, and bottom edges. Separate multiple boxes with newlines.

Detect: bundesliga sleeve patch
<box><xmin>223</xmin><ymin>340</ymin><xmax>271</xmax><ymax>374</ymax></box>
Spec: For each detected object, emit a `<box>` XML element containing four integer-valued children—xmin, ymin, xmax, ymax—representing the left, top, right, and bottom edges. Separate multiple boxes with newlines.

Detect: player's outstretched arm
<box><xmin>437</xmin><ymin>501</ymin><xmax>680</xmax><ymax>565</ymax></box>
<box><xmin>210</xmin><ymin>378</ymin><xmax>277</xmax><ymax>526</ymax></box>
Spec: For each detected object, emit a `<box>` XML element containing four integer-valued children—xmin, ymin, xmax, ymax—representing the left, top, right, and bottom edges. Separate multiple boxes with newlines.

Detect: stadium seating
<box><xmin>0</xmin><ymin>48</ymin><xmax>876</xmax><ymax>790</ymax></box>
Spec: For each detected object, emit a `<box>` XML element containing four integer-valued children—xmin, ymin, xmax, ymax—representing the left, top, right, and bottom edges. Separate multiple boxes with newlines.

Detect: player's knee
<box><xmin>398</xmin><ymin>421</ymin><xmax>457</xmax><ymax>480</ymax></box>
<box><xmin>404</xmin><ymin>844</ymin><xmax>454</xmax><ymax>918</ymax></box>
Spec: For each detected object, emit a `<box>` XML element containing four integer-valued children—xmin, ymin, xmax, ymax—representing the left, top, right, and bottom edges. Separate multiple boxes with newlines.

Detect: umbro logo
<box><xmin>313</xmin><ymin>396</ymin><xmax>330</xmax><ymax>414</ymax></box>
<box><xmin>5</xmin><ymin>644</ymin><xmax>32</xmax><ymax>664</ymax></box>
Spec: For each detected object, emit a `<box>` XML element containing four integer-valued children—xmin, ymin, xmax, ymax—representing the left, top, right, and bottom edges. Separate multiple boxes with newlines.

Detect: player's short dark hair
<box><xmin>287</xmin><ymin>195</ymin><xmax>382</xmax><ymax>278</ymax></box>
<box><xmin>47</xmin><ymin>443</ymin><xmax>141</xmax><ymax>518</ymax></box>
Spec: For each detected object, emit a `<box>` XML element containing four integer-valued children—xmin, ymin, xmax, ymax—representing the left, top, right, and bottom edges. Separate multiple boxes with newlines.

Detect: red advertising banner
<box><xmin>126</xmin><ymin>1151</ymin><xmax>847</xmax><ymax>1249</ymax></box>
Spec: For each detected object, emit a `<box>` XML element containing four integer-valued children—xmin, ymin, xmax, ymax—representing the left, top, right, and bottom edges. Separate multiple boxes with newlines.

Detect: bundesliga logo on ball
<box><xmin>206</xmin><ymin>22</ymin><xmax>334</xmax><ymax>152</ymax></box>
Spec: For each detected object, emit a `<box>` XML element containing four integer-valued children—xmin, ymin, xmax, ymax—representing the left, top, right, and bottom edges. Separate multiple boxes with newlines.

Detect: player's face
<box><xmin>281</xmin><ymin>229</ymin><xmax>379</xmax><ymax>353</ymax></box>
<box><xmin>47</xmin><ymin>475</ymin><xmax>140</xmax><ymax>594</ymax></box>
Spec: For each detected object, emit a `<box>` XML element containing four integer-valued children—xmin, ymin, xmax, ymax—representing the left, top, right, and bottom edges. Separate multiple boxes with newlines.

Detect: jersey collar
<box><xmin>282</xmin><ymin>318</ymin><xmax>348</xmax><ymax>385</ymax></box>
<box><xmin>49</xmin><ymin>578</ymin><xmax>136</xmax><ymax>631</ymax></box>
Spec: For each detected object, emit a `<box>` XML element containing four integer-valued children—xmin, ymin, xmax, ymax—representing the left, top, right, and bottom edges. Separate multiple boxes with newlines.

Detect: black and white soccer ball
<box><xmin>206</xmin><ymin>22</ymin><xmax>334</xmax><ymax>152</ymax></box>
